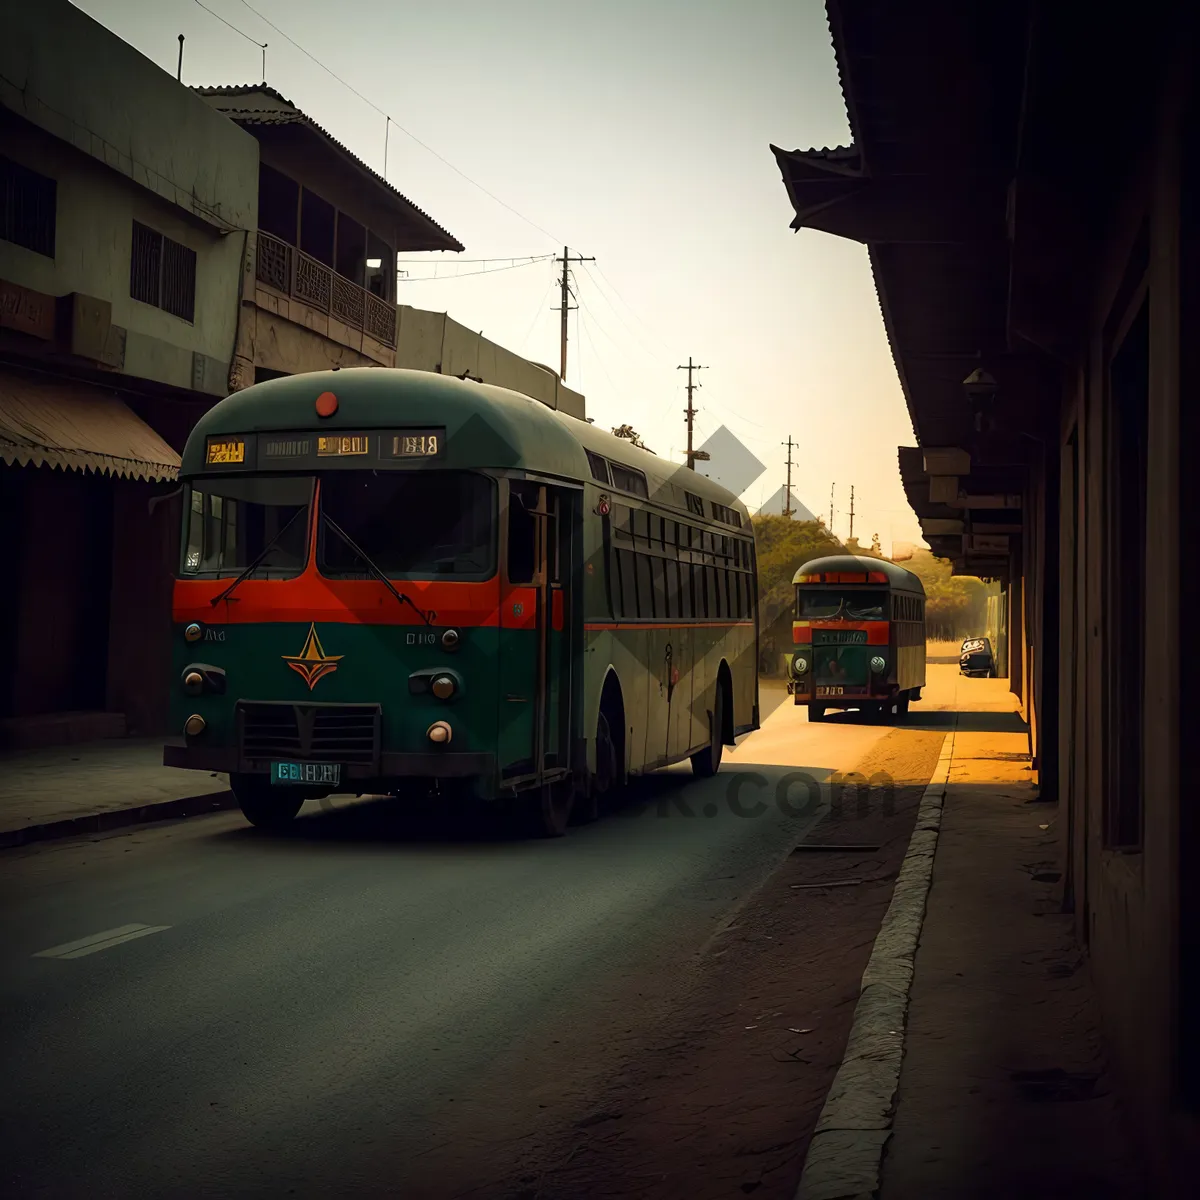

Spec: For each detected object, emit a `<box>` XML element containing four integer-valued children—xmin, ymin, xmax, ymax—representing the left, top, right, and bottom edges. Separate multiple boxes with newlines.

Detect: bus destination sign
<box><xmin>217</xmin><ymin>428</ymin><xmax>448</xmax><ymax>470</ymax></box>
<box><xmin>317</xmin><ymin>435</ymin><xmax>370</xmax><ymax>457</ymax></box>
<box><xmin>206</xmin><ymin>438</ymin><xmax>245</xmax><ymax>465</ymax></box>
<box><xmin>384</xmin><ymin>431</ymin><xmax>441</xmax><ymax>459</ymax></box>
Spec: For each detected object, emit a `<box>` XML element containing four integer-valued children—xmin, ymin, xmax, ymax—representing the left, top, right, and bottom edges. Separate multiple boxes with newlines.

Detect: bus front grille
<box><xmin>237</xmin><ymin>702</ymin><xmax>381</xmax><ymax>765</ymax></box>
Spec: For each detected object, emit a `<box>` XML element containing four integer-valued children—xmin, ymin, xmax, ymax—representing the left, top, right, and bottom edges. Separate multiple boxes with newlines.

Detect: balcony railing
<box><xmin>255</xmin><ymin>230</ymin><xmax>396</xmax><ymax>349</ymax></box>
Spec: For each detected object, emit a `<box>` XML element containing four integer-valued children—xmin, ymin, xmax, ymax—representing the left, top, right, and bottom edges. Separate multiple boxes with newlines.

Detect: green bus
<box><xmin>164</xmin><ymin>368</ymin><xmax>760</xmax><ymax>836</ymax></box>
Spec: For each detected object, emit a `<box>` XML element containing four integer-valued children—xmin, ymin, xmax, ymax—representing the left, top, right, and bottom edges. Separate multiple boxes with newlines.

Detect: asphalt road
<box><xmin>0</xmin><ymin>682</ymin><xmax>899</xmax><ymax>1199</ymax></box>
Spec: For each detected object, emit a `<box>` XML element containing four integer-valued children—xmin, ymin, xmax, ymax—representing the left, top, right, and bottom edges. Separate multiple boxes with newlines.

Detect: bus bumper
<box><xmin>163</xmin><ymin>743</ymin><xmax>494</xmax><ymax>779</ymax></box>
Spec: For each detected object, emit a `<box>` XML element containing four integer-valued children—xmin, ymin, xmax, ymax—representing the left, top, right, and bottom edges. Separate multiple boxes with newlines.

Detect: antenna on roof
<box><xmin>177</xmin><ymin>35</ymin><xmax>184</xmax><ymax>82</ymax></box>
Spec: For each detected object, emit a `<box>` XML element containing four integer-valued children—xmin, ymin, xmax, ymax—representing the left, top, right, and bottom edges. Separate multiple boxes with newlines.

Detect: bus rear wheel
<box><xmin>232</xmin><ymin>774</ymin><xmax>305</xmax><ymax>830</ymax></box>
<box><xmin>808</xmin><ymin>703</ymin><xmax>826</xmax><ymax>722</ymax></box>
<box><xmin>691</xmin><ymin>681</ymin><xmax>726</xmax><ymax>777</ymax></box>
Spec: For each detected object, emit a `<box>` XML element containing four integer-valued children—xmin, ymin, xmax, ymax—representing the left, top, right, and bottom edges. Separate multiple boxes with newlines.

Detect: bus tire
<box><xmin>691</xmin><ymin>680</ymin><xmax>725</xmax><ymax>777</ymax></box>
<box><xmin>522</xmin><ymin>780</ymin><xmax>573</xmax><ymax>838</ymax></box>
<box><xmin>808</xmin><ymin>703</ymin><xmax>826</xmax><ymax>722</ymax></box>
<box><xmin>232</xmin><ymin>774</ymin><xmax>304</xmax><ymax>830</ymax></box>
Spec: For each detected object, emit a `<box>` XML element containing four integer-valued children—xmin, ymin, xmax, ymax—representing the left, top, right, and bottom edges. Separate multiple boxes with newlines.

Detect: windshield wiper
<box><xmin>209</xmin><ymin>507</ymin><xmax>309</xmax><ymax>607</ymax></box>
<box><xmin>321</xmin><ymin>513</ymin><xmax>434</xmax><ymax>627</ymax></box>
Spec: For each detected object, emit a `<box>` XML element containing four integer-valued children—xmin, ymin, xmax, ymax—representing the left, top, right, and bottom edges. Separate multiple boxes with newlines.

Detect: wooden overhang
<box><xmin>774</xmin><ymin>1</ymin><xmax>1177</xmax><ymax>574</ymax></box>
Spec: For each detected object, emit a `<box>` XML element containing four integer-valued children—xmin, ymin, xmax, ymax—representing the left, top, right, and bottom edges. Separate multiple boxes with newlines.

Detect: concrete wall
<box><xmin>1055</xmin><ymin>58</ymin><xmax>1187</xmax><ymax>1188</ymax></box>
<box><xmin>396</xmin><ymin>306</ymin><xmax>586</xmax><ymax>418</ymax></box>
<box><xmin>0</xmin><ymin>0</ymin><xmax>258</xmax><ymax>396</ymax></box>
<box><xmin>0</xmin><ymin>0</ymin><xmax>257</xmax><ymax>232</ymax></box>
<box><xmin>0</xmin><ymin>117</ymin><xmax>249</xmax><ymax>395</ymax></box>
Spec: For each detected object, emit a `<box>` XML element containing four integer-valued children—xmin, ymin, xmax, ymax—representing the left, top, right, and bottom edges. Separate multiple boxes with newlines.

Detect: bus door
<box><xmin>499</xmin><ymin>481</ymin><xmax>575</xmax><ymax>783</ymax></box>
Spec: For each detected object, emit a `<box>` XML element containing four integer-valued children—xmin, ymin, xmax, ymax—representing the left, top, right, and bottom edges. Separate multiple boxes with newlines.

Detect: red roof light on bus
<box><xmin>868</xmin><ymin>571</ymin><xmax>888</xmax><ymax>583</ymax></box>
<box><xmin>315</xmin><ymin>391</ymin><xmax>338</xmax><ymax>418</ymax></box>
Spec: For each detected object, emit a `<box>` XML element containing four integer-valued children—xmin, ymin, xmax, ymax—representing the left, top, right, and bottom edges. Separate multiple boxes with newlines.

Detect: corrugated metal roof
<box><xmin>0</xmin><ymin>371</ymin><xmax>181</xmax><ymax>481</ymax></box>
<box><xmin>192</xmin><ymin>85</ymin><xmax>464</xmax><ymax>253</ymax></box>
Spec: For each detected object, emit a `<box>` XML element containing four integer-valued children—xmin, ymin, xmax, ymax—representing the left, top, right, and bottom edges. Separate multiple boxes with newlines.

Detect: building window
<box><xmin>1</xmin><ymin>155</ymin><xmax>56</xmax><ymax>258</ymax></box>
<box><xmin>130</xmin><ymin>221</ymin><xmax>196</xmax><ymax>322</ymax></box>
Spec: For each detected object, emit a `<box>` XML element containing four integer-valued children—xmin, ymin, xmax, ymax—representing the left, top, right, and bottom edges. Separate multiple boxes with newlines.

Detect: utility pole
<box><xmin>829</xmin><ymin>484</ymin><xmax>835</xmax><ymax>531</ymax></box>
<box><xmin>553</xmin><ymin>246</ymin><xmax>594</xmax><ymax>382</ymax></box>
<box><xmin>677</xmin><ymin>357</ymin><xmax>708</xmax><ymax>469</ymax></box>
<box><xmin>782</xmin><ymin>437</ymin><xmax>796</xmax><ymax>517</ymax></box>
<box><xmin>849</xmin><ymin>485</ymin><xmax>856</xmax><ymax>542</ymax></box>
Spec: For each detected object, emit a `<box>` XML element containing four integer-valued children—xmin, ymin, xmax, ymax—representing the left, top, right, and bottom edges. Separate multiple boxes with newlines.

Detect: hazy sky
<box><xmin>80</xmin><ymin>0</ymin><xmax>923</xmax><ymax>551</ymax></box>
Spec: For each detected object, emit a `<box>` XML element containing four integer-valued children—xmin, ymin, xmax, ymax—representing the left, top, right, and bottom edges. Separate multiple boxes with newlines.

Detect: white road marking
<box><xmin>33</xmin><ymin>924</ymin><xmax>172</xmax><ymax>960</ymax></box>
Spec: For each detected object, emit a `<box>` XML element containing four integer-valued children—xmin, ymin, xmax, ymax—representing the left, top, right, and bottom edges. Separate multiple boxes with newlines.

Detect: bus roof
<box><xmin>183</xmin><ymin>368</ymin><xmax>751</xmax><ymax>521</ymax></box>
<box><xmin>792</xmin><ymin>554</ymin><xmax>925</xmax><ymax>594</ymax></box>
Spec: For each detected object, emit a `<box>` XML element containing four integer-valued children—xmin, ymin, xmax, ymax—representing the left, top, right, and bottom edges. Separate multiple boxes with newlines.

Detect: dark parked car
<box><xmin>960</xmin><ymin>637</ymin><xmax>995</xmax><ymax>677</ymax></box>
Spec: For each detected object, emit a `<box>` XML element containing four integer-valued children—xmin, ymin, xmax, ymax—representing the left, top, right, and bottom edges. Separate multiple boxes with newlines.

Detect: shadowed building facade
<box><xmin>773</xmin><ymin>0</ymin><xmax>1195</xmax><ymax>1190</ymax></box>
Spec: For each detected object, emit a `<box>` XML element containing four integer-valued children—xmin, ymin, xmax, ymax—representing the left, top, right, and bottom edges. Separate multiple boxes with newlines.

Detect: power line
<box><xmin>518</xmin><ymin>268</ymin><xmax>557</xmax><ymax>355</ymax></box>
<box><xmin>192</xmin><ymin>0</ymin><xmax>265</xmax><ymax>48</ymax></box>
<box><xmin>234</xmin><ymin>0</ymin><xmax>564</xmax><ymax>242</ymax></box>
<box><xmin>396</xmin><ymin>255</ymin><xmax>552</xmax><ymax>265</ymax></box>
<box><xmin>578</xmin><ymin>308</ymin><xmax>618</xmax><ymax>395</ymax></box>
<box><xmin>577</xmin><ymin>265</ymin><xmax>668</xmax><ymax>367</ymax></box>
<box><xmin>398</xmin><ymin>259</ymin><xmax>551</xmax><ymax>282</ymax></box>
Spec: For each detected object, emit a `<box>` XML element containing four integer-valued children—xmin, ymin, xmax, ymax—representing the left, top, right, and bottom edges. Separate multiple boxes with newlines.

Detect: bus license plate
<box><xmin>270</xmin><ymin>761</ymin><xmax>341</xmax><ymax>787</ymax></box>
<box><xmin>816</xmin><ymin>687</ymin><xmax>844</xmax><ymax>697</ymax></box>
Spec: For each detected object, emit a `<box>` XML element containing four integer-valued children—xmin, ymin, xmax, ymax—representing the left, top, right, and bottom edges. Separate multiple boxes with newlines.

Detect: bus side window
<box><xmin>618</xmin><ymin>550</ymin><xmax>638</xmax><ymax>618</ymax></box>
<box><xmin>651</xmin><ymin>557</ymin><xmax>667</xmax><ymax>619</ymax></box>
<box><xmin>507</xmin><ymin>491</ymin><xmax>537</xmax><ymax>584</ymax></box>
<box><xmin>680</xmin><ymin>561</ymin><xmax>693</xmax><ymax>619</ymax></box>
<box><xmin>636</xmin><ymin>554</ymin><xmax>654</xmax><ymax>618</ymax></box>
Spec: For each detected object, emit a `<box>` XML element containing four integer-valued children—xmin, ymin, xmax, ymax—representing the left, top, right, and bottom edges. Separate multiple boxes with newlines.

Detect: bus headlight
<box><xmin>184</xmin><ymin>714</ymin><xmax>206</xmax><ymax>736</ymax></box>
<box><xmin>870</xmin><ymin>656</ymin><xmax>886</xmax><ymax>674</ymax></box>
<box><xmin>427</xmin><ymin>721</ymin><xmax>453</xmax><ymax>744</ymax></box>
<box><xmin>431</xmin><ymin>675</ymin><xmax>456</xmax><ymax>700</ymax></box>
<box><xmin>792</xmin><ymin>655</ymin><xmax>809</xmax><ymax>676</ymax></box>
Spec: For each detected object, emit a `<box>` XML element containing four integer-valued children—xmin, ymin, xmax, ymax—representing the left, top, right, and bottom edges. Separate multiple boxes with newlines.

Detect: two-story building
<box><xmin>191</xmin><ymin>85</ymin><xmax>587</xmax><ymax>419</ymax></box>
<box><xmin>0</xmin><ymin>0</ymin><xmax>259</xmax><ymax>745</ymax></box>
<box><xmin>192</xmin><ymin>85</ymin><xmax>464</xmax><ymax>386</ymax></box>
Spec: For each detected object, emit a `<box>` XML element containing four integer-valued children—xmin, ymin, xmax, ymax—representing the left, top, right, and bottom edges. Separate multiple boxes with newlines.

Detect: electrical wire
<box><xmin>518</xmin><ymin>269</ymin><xmax>557</xmax><ymax>355</ymax></box>
<box><xmin>399</xmin><ymin>259</ymin><xmax>551</xmax><ymax>282</ymax></box>
<box><xmin>192</xmin><ymin>0</ymin><xmax>265</xmax><ymax>47</ymax></box>
<box><xmin>396</xmin><ymin>255</ymin><xmax>553</xmax><ymax>265</ymax></box>
<box><xmin>234</xmin><ymin>0</ymin><xmax>565</xmax><ymax>244</ymax></box>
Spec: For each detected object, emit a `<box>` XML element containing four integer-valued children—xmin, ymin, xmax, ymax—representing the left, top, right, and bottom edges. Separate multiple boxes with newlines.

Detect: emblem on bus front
<box><xmin>282</xmin><ymin>623</ymin><xmax>343</xmax><ymax>690</ymax></box>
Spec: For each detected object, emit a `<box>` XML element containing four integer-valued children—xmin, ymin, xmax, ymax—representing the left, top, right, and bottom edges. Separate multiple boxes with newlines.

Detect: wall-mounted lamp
<box><xmin>962</xmin><ymin>368</ymin><xmax>998</xmax><ymax>433</ymax></box>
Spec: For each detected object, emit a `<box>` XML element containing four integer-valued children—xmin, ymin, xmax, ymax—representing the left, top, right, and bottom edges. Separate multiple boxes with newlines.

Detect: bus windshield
<box><xmin>317</xmin><ymin>471</ymin><xmax>496</xmax><ymax>580</ymax></box>
<box><xmin>180</xmin><ymin>476</ymin><xmax>312</xmax><ymax>577</ymax></box>
<box><xmin>797</xmin><ymin>587</ymin><xmax>888</xmax><ymax>621</ymax></box>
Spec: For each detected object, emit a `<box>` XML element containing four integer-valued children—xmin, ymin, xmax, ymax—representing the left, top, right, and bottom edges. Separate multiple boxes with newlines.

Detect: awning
<box><xmin>0</xmin><ymin>371</ymin><xmax>181</xmax><ymax>482</ymax></box>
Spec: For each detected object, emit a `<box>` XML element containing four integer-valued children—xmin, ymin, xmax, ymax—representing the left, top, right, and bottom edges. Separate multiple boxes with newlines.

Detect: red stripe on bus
<box><xmin>172</xmin><ymin>572</ymin><xmax>502</xmax><ymax>627</ymax></box>
<box><xmin>582</xmin><ymin>621</ymin><xmax>753</xmax><ymax>631</ymax></box>
<box><xmin>551</xmin><ymin>589</ymin><xmax>564</xmax><ymax>632</ymax></box>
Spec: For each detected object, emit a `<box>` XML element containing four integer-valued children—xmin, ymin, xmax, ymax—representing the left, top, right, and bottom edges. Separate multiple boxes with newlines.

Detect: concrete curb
<box><xmin>0</xmin><ymin>790</ymin><xmax>237</xmax><ymax>851</ymax></box>
<box><xmin>794</xmin><ymin>724</ymin><xmax>957</xmax><ymax>1200</ymax></box>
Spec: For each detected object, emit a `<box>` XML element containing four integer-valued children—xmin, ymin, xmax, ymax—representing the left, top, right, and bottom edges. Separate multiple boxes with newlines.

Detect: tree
<box><xmin>752</xmin><ymin>515</ymin><xmax>842</xmax><ymax>670</ymax></box>
<box><xmin>870</xmin><ymin>532</ymin><xmax>882</xmax><ymax>554</ymax></box>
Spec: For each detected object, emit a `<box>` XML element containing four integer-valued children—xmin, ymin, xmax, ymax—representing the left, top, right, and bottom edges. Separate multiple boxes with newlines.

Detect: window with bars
<box><xmin>1</xmin><ymin>155</ymin><xmax>56</xmax><ymax>258</ymax></box>
<box><xmin>130</xmin><ymin>220</ymin><xmax>197</xmax><ymax>322</ymax></box>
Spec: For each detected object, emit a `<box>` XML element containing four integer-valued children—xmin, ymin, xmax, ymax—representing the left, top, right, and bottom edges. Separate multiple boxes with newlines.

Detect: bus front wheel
<box><xmin>232</xmin><ymin>774</ymin><xmax>305</xmax><ymax>830</ymax></box>
<box><xmin>808</xmin><ymin>704</ymin><xmax>826</xmax><ymax>722</ymax></box>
